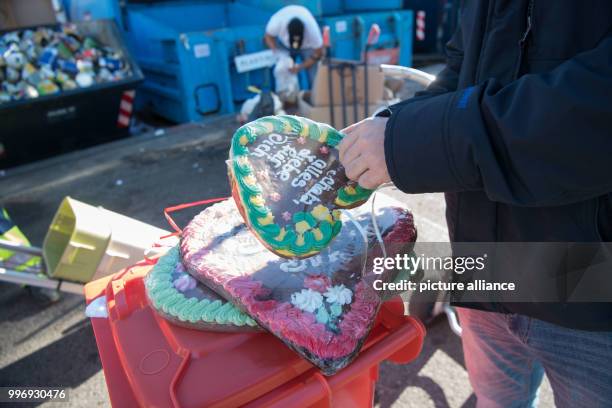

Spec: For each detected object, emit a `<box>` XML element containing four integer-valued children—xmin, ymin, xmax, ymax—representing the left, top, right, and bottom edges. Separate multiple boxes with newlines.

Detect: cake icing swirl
<box><xmin>145</xmin><ymin>246</ymin><xmax>258</xmax><ymax>329</ymax></box>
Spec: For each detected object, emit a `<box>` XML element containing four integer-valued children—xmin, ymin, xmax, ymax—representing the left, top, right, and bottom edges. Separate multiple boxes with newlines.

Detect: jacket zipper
<box><xmin>514</xmin><ymin>0</ymin><xmax>535</xmax><ymax>79</ymax></box>
<box><xmin>474</xmin><ymin>0</ymin><xmax>496</xmax><ymax>83</ymax></box>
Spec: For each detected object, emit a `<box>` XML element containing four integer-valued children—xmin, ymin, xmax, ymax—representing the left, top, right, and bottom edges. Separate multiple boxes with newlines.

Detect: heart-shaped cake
<box><xmin>180</xmin><ymin>198</ymin><xmax>416</xmax><ymax>375</ymax></box>
<box><xmin>145</xmin><ymin>246</ymin><xmax>260</xmax><ymax>332</ymax></box>
<box><xmin>228</xmin><ymin>115</ymin><xmax>373</xmax><ymax>259</ymax></box>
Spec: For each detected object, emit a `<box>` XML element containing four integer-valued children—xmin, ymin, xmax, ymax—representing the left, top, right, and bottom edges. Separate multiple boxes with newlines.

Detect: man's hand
<box><xmin>289</xmin><ymin>64</ymin><xmax>302</xmax><ymax>74</ymax></box>
<box><xmin>338</xmin><ymin>116</ymin><xmax>391</xmax><ymax>190</ymax></box>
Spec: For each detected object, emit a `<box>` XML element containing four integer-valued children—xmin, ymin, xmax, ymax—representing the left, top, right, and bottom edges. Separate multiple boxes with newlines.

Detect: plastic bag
<box><xmin>238</xmin><ymin>92</ymin><xmax>284</xmax><ymax>123</ymax></box>
<box><xmin>273</xmin><ymin>54</ymin><xmax>300</xmax><ymax>104</ymax></box>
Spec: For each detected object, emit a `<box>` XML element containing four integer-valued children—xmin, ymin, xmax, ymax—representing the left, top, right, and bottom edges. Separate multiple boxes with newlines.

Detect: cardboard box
<box><xmin>310</xmin><ymin>62</ymin><xmax>385</xmax><ymax>106</ymax></box>
<box><xmin>0</xmin><ymin>0</ymin><xmax>57</xmax><ymax>30</ymax></box>
<box><xmin>298</xmin><ymin>91</ymin><xmax>386</xmax><ymax>129</ymax></box>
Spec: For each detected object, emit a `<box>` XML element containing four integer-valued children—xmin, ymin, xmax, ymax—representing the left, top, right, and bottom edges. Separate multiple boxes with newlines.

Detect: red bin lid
<box><xmin>85</xmin><ymin>263</ymin><xmax>425</xmax><ymax>408</ymax></box>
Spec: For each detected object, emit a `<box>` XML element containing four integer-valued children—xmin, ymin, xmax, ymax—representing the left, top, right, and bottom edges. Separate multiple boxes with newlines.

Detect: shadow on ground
<box><xmin>376</xmin><ymin>317</ymin><xmax>476</xmax><ymax>408</ymax></box>
<box><xmin>0</xmin><ymin>319</ymin><xmax>100</xmax><ymax>407</ymax></box>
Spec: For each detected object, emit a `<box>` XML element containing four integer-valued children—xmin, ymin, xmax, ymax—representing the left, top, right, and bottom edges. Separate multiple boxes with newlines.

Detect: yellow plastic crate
<box><xmin>43</xmin><ymin>197</ymin><xmax>168</xmax><ymax>283</ymax></box>
<box><xmin>44</xmin><ymin>197</ymin><xmax>111</xmax><ymax>282</ymax></box>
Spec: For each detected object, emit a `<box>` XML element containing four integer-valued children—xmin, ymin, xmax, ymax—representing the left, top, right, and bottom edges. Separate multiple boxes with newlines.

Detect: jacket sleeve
<box><xmin>384</xmin><ymin>32</ymin><xmax>612</xmax><ymax>207</ymax></box>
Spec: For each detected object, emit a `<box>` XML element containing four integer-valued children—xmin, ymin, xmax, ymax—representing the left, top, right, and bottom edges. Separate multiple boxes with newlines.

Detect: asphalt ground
<box><xmin>0</xmin><ymin>68</ymin><xmax>555</xmax><ymax>407</ymax></box>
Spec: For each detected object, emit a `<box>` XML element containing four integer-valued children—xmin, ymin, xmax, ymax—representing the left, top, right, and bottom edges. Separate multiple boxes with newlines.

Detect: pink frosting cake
<box><xmin>180</xmin><ymin>199</ymin><xmax>416</xmax><ymax>375</ymax></box>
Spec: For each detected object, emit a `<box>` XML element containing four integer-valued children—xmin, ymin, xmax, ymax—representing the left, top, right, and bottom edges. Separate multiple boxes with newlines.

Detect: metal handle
<box><xmin>0</xmin><ymin>239</ymin><xmax>42</xmax><ymax>256</ymax></box>
<box><xmin>379</xmin><ymin>64</ymin><xmax>436</xmax><ymax>87</ymax></box>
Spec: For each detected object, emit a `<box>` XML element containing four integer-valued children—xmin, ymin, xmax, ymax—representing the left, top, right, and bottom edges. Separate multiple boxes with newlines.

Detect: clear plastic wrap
<box><xmin>180</xmin><ymin>198</ymin><xmax>416</xmax><ymax>375</ymax></box>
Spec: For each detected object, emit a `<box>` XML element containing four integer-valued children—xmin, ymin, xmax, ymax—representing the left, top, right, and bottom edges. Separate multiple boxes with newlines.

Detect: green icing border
<box><xmin>145</xmin><ymin>246</ymin><xmax>257</xmax><ymax>328</ymax></box>
<box><xmin>230</xmin><ymin>115</ymin><xmax>372</xmax><ymax>257</ymax></box>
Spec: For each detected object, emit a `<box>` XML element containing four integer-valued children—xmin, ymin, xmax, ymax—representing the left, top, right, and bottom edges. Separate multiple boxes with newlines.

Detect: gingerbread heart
<box><xmin>145</xmin><ymin>246</ymin><xmax>260</xmax><ymax>332</ymax></box>
<box><xmin>180</xmin><ymin>198</ymin><xmax>416</xmax><ymax>375</ymax></box>
<box><xmin>228</xmin><ymin>115</ymin><xmax>372</xmax><ymax>259</ymax></box>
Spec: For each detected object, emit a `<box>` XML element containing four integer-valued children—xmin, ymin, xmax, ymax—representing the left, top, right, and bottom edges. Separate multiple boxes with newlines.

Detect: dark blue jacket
<box><xmin>384</xmin><ymin>0</ymin><xmax>612</xmax><ymax>330</ymax></box>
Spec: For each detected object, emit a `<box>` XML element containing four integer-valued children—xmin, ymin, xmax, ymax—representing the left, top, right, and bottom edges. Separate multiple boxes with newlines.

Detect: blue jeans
<box><xmin>457</xmin><ymin>307</ymin><xmax>612</xmax><ymax>408</ymax></box>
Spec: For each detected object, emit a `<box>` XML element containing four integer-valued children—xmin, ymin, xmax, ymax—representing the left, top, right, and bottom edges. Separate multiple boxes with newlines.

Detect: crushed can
<box><xmin>5</xmin><ymin>67</ymin><xmax>20</xmax><ymax>83</ymax></box>
<box><xmin>55</xmin><ymin>70</ymin><xmax>70</xmax><ymax>85</ymax></box>
<box><xmin>97</xmin><ymin>68</ymin><xmax>113</xmax><ymax>82</ymax></box>
<box><xmin>76</xmin><ymin>59</ymin><xmax>94</xmax><ymax>73</ymax></box>
<box><xmin>56</xmin><ymin>59</ymin><xmax>79</xmax><ymax>75</ymax></box>
<box><xmin>57</xmin><ymin>41</ymin><xmax>74</xmax><ymax>60</ymax></box>
<box><xmin>63</xmin><ymin>35</ymin><xmax>81</xmax><ymax>53</ymax></box>
<box><xmin>24</xmin><ymin>84</ymin><xmax>39</xmax><ymax>98</ymax></box>
<box><xmin>3</xmin><ymin>32</ymin><xmax>19</xmax><ymax>45</ymax></box>
<box><xmin>99</xmin><ymin>57</ymin><xmax>122</xmax><ymax>71</ymax></box>
<box><xmin>21</xmin><ymin>63</ymin><xmax>37</xmax><ymax>80</ymax></box>
<box><xmin>4</xmin><ymin>45</ymin><xmax>26</xmax><ymax>69</ymax></box>
<box><xmin>38</xmin><ymin>47</ymin><xmax>58</xmax><ymax>67</ymax></box>
<box><xmin>37</xmin><ymin>79</ymin><xmax>60</xmax><ymax>95</ymax></box>
<box><xmin>39</xmin><ymin>66</ymin><xmax>55</xmax><ymax>80</ymax></box>
<box><xmin>80</xmin><ymin>48</ymin><xmax>98</xmax><ymax>60</ymax></box>
<box><xmin>25</xmin><ymin>71</ymin><xmax>43</xmax><ymax>87</ymax></box>
<box><xmin>61</xmin><ymin>79</ymin><xmax>77</xmax><ymax>91</ymax></box>
<box><xmin>75</xmin><ymin>72</ymin><xmax>94</xmax><ymax>88</ymax></box>
<box><xmin>83</xmin><ymin>37</ymin><xmax>98</xmax><ymax>50</ymax></box>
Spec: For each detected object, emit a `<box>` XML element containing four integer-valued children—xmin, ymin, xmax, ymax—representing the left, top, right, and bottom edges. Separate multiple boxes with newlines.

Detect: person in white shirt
<box><xmin>264</xmin><ymin>5</ymin><xmax>324</xmax><ymax>85</ymax></box>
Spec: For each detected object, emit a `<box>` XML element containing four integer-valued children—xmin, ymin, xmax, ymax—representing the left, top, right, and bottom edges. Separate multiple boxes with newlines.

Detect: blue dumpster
<box><xmin>64</xmin><ymin>1</ymin><xmax>413</xmax><ymax>124</ymax></box>
<box><xmin>114</xmin><ymin>1</ymin><xmax>275</xmax><ymax>123</ymax></box>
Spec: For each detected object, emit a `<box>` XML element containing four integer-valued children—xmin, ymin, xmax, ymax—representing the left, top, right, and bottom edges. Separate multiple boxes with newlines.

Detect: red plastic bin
<box><xmin>85</xmin><ymin>263</ymin><xmax>425</xmax><ymax>408</ymax></box>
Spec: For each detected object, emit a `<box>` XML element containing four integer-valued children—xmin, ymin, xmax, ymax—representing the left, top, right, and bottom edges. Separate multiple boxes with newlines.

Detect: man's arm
<box><xmin>340</xmin><ymin>25</ymin><xmax>465</xmax><ymax>188</ymax></box>
<box><xmin>384</xmin><ymin>32</ymin><xmax>612</xmax><ymax>207</ymax></box>
<box><xmin>290</xmin><ymin>47</ymin><xmax>323</xmax><ymax>73</ymax></box>
<box><xmin>264</xmin><ymin>33</ymin><xmax>277</xmax><ymax>50</ymax></box>
<box><xmin>264</xmin><ymin>11</ymin><xmax>281</xmax><ymax>50</ymax></box>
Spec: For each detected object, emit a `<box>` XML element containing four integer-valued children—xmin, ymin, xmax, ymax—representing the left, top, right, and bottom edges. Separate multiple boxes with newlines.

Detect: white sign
<box><xmin>194</xmin><ymin>43</ymin><xmax>211</xmax><ymax>59</ymax></box>
<box><xmin>335</xmin><ymin>20</ymin><xmax>347</xmax><ymax>33</ymax></box>
<box><xmin>234</xmin><ymin>50</ymin><xmax>277</xmax><ymax>73</ymax></box>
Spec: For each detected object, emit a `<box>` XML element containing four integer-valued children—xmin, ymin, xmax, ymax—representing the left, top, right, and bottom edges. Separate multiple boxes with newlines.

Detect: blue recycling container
<box><xmin>113</xmin><ymin>1</ymin><xmax>276</xmax><ymax>123</ymax></box>
<box><xmin>63</xmin><ymin>0</ymin><xmax>414</xmax><ymax>124</ymax></box>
